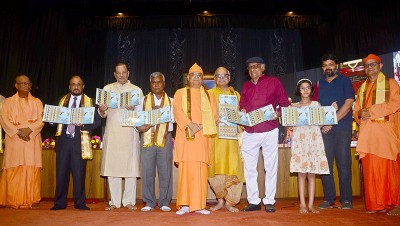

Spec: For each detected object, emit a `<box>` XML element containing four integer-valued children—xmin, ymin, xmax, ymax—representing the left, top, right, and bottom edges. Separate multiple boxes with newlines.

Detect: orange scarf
<box><xmin>8</xmin><ymin>92</ymin><xmax>40</xmax><ymax>125</ymax></box>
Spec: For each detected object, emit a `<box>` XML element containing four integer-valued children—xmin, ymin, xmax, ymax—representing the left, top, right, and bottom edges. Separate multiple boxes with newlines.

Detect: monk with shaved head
<box><xmin>0</xmin><ymin>75</ymin><xmax>44</xmax><ymax>209</ymax></box>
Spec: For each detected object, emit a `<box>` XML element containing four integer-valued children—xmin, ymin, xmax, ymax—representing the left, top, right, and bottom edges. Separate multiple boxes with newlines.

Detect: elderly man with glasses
<box><xmin>239</xmin><ymin>57</ymin><xmax>290</xmax><ymax>213</ymax></box>
<box><xmin>0</xmin><ymin>75</ymin><xmax>44</xmax><ymax>209</ymax></box>
<box><xmin>208</xmin><ymin>67</ymin><xmax>244</xmax><ymax>212</ymax></box>
<box><xmin>353</xmin><ymin>54</ymin><xmax>400</xmax><ymax>216</ymax></box>
<box><xmin>173</xmin><ymin>63</ymin><xmax>218</xmax><ymax>215</ymax></box>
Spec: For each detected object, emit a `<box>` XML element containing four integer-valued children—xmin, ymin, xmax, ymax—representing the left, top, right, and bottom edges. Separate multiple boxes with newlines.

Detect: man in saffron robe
<box><xmin>174</xmin><ymin>63</ymin><xmax>218</xmax><ymax>215</ymax></box>
<box><xmin>136</xmin><ymin>72</ymin><xmax>174</xmax><ymax>212</ymax></box>
<box><xmin>208</xmin><ymin>67</ymin><xmax>244</xmax><ymax>212</ymax></box>
<box><xmin>0</xmin><ymin>75</ymin><xmax>44</xmax><ymax>209</ymax></box>
<box><xmin>353</xmin><ymin>54</ymin><xmax>400</xmax><ymax>216</ymax></box>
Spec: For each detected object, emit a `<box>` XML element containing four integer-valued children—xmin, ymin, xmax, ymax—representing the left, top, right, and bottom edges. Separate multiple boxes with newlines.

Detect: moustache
<box><xmin>323</xmin><ymin>68</ymin><xmax>338</xmax><ymax>77</ymax></box>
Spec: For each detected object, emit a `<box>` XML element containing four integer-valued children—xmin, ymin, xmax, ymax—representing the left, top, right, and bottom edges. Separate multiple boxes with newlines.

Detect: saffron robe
<box><xmin>173</xmin><ymin>87</ymin><xmax>218</xmax><ymax>211</ymax></box>
<box><xmin>0</xmin><ymin>93</ymin><xmax>44</xmax><ymax>208</ymax></box>
<box><xmin>354</xmin><ymin>76</ymin><xmax>400</xmax><ymax>210</ymax></box>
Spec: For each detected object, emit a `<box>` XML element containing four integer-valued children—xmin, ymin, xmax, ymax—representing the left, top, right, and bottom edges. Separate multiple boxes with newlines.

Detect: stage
<box><xmin>0</xmin><ymin>197</ymin><xmax>398</xmax><ymax>226</ymax></box>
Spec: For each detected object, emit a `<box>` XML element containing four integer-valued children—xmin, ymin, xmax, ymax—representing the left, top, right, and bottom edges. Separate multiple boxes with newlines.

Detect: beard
<box><xmin>323</xmin><ymin>68</ymin><xmax>338</xmax><ymax>77</ymax></box>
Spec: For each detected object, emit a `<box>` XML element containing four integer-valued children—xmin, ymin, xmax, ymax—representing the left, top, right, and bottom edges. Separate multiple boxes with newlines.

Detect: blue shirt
<box><xmin>318</xmin><ymin>73</ymin><xmax>355</xmax><ymax>131</ymax></box>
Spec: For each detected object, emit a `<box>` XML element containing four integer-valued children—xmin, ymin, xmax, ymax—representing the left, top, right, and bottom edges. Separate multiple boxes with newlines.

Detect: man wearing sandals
<box><xmin>353</xmin><ymin>54</ymin><xmax>400</xmax><ymax>216</ymax></box>
<box><xmin>99</xmin><ymin>63</ymin><xmax>144</xmax><ymax>211</ymax></box>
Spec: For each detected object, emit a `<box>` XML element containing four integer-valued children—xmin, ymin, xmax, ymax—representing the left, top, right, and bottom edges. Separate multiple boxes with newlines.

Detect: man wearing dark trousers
<box><xmin>50</xmin><ymin>75</ymin><xmax>101</xmax><ymax>210</ymax></box>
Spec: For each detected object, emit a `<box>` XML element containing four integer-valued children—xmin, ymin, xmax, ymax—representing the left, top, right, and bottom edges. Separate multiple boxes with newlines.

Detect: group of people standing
<box><xmin>0</xmin><ymin>54</ymin><xmax>399</xmax><ymax>217</ymax></box>
<box><xmin>288</xmin><ymin>53</ymin><xmax>400</xmax><ymax>216</ymax></box>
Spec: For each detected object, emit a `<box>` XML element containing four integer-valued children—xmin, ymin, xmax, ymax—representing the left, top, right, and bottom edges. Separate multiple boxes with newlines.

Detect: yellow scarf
<box><xmin>182</xmin><ymin>86</ymin><xmax>217</xmax><ymax>139</ymax></box>
<box><xmin>55</xmin><ymin>93</ymin><xmax>94</xmax><ymax>159</ymax></box>
<box><xmin>358</xmin><ymin>72</ymin><xmax>389</xmax><ymax>121</ymax></box>
<box><xmin>142</xmin><ymin>92</ymin><xmax>170</xmax><ymax>147</ymax></box>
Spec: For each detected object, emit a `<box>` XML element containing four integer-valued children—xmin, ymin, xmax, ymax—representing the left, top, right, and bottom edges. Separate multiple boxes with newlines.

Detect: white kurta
<box><xmin>100</xmin><ymin>81</ymin><xmax>143</xmax><ymax>177</ymax></box>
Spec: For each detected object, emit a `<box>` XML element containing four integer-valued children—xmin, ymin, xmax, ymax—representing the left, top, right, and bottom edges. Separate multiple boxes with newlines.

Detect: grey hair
<box><xmin>213</xmin><ymin>67</ymin><xmax>231</xmax><ymax>76</ymax></box>
<box><xmin>149</xmin><ymin>72</ymin><xmax>165</xmax><ymax>82</ymax></box>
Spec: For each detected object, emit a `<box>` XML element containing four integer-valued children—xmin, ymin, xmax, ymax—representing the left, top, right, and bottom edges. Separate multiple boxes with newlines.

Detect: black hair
<box><xmin>321</xmin><ymin>53</ymin><xmax>338</xmax><ymax>64</ymax></box>
<box><xmin>295</xmin><ymin>79</ymin><xmax>314</xmax><ymax>97</ymax></box>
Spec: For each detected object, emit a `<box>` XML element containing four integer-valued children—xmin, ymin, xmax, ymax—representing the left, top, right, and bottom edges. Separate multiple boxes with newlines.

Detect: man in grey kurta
<box><xmin>99</xmin><ymin>62</ymin><xmax>143</xmax><ymax>210</ymax></box>
<box><xmin>136</xmin><ymin>72</ymin><xmax>174</xmax><ymax>212</ymax></box>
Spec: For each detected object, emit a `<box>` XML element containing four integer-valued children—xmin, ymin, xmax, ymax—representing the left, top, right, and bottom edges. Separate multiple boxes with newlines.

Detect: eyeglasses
<box><xmin>189</xmin><ymin>72</ymin><xmax>203</xmax><ymax>78</ymax></box>
<box><xmin>300</xmin><ymin>87</ymin><xmax>311</xmax><ymax>91</ymax></box>
<box><xmin>364</xmin><ymin>62</ymin><xmax>379</xmax><ymax>69</ymax></box>
<box><xmin>214</xmin><ymin>74</ymin><xmax>229</xmax><ymax>79</ymax></box>
<box><xmin>248</xmin><ymin>64</ymin><xmax>262</xmax><ymax>70</ymax></box>
<box><xmin>115</xmin><ymin>71</ymin><xmax>128</xmax><ymax>76</ymax></box>
<box><xmin>16</xmin><ymin>82</ymin><xmax>32</xmax><ymax>86</ymax></box>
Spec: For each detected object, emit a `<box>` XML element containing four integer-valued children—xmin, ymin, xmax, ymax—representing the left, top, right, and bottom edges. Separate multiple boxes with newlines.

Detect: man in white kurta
<box><xmin>99</xmin><ymin>63</ymin><xmax>143</xmax><ymax>210</ymax></box>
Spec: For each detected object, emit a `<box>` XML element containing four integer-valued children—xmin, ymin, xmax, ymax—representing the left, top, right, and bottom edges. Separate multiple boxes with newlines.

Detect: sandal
<box><xmin>299</xmin><ymin>206</ymin><xmax>308</xmax><ymax>214</ymax></box>
<box><xmin>387</xmin><ymin>206</ymin><xmax>400</xmax><ymax>216</ymax></box>
<box><xmin>308</xmin><ymin>207</ymin><xmax>319</xmax><ymax>214</ymax></box>
<box><xmin>125</xmin><ymin>204</ymin><xmax>137</xmax><ymax>210</ymax></box>
<box><xmin>105</xmin><ymin>205</ymin><xmax>117</xmax><ymax>211</ymax></box>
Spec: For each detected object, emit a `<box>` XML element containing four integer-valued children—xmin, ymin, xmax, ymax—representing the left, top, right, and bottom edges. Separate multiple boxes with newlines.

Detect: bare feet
<box><xmin>210</xmin><ymin>199</ymin><xmax>224</xmax><ymax>211</ymax></box>
<box><xmin>105</xmin><ymin>205</ymin><xmax>117</xmax><ymax>211</ymax></box>
<box><xmin>387</xmin><ymin>206</ymin><xmax>400</xmax><ymax>216</ymax></box>
<box><xmin>299</xmin><ymin>206</ymin><xmax>308</xmax><ymax>214</ymax></box>
<box><xmin>308</xmin><ymin>206</ymin><xmax>320</xmax><ymax>214</ymax></box>
<box><xmin>225</xmin><ymin>202</ymin><xmax>239</xmax><ymax>213</ymax></box>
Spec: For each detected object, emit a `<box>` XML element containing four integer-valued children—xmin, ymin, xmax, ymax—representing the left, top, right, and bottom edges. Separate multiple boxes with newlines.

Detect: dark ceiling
<box><xmin>6</xmin><ymin>0</ymin><xmax>355</xmax><ymax>17</ymax></box>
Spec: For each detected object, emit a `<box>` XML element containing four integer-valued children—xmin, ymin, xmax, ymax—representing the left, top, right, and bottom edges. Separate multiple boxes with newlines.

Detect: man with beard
<box><xmin>317</xmin><ymin>54</ymin><xmax>355</xmax><ymax>210</ymax></box>
<box><xmin>50</xmin><ymin>75</ymin><xmax>101</xmax><ymax>211</ymax></box>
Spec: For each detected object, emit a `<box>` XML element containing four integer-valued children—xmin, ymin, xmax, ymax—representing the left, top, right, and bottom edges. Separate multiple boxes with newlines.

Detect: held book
<box><xmin>225</xmin><ymin>104</ymin><xmax>276</xmax><ymax>127</ymax></box>
<box><xmin>281</xmin><ymin>106</ymin><xmax>338</xmax><ymax>126</ymax></box>
<box><xmin>218</xmin><ymin>94</ymin><xmax>239</xmax><ymax>139</ymax></box>
<box><xmin>42</xmin><ymin>104</ymin><xmax>95</xmax><ymax>124</ymax></box>
<box><xmin>95</xmin><ymin>88</ymin><xmax>140</xmax><ymax>109</ymax></box>
<box><xmin>121</xmin><ymin>106</ymin><xmax>172</xmax><ymax>127</ymax></box>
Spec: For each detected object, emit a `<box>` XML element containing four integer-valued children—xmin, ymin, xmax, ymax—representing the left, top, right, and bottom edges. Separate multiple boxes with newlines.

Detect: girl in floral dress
<box><xmin>289</xmin><ymin>79</ymin><xmax>330</xmax><ymax>214</ymax></box>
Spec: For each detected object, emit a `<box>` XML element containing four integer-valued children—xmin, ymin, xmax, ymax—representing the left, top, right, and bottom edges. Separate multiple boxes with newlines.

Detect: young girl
<box><xmin>289</xmin><ymin>79</ymin><xmax>330</xmax><ymax>214</ymax></box>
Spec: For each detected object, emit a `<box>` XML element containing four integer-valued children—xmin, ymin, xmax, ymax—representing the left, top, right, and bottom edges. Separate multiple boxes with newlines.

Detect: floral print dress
<box><xmin>289</xmin><ymin>101</ymin><xmax>329</xmax><ymax>174</ymax></box>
